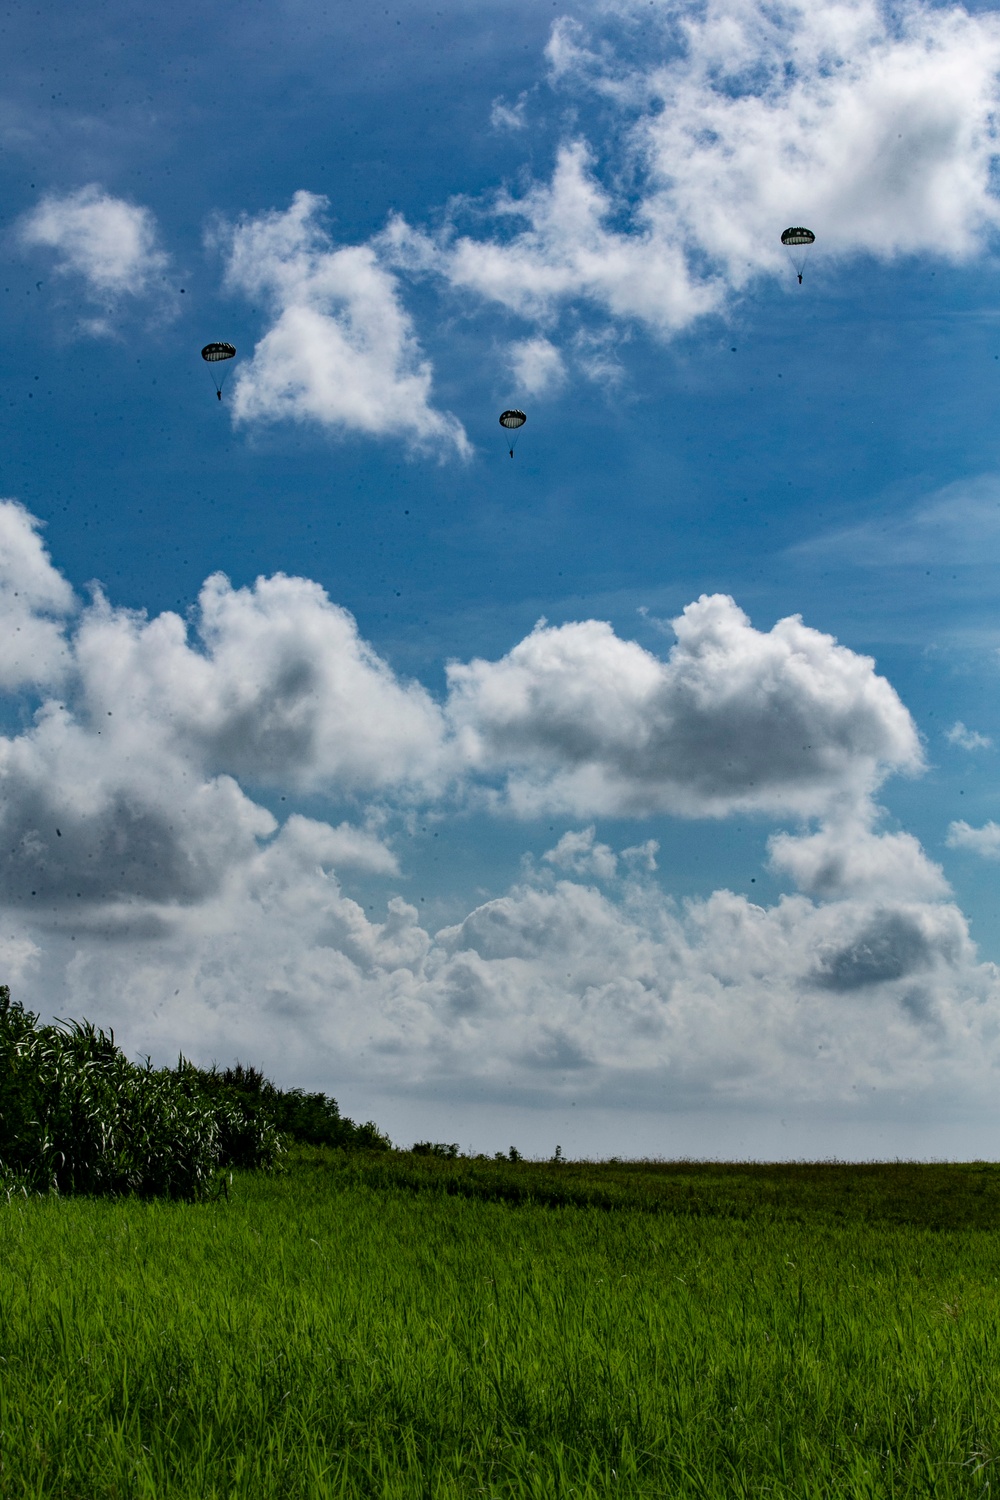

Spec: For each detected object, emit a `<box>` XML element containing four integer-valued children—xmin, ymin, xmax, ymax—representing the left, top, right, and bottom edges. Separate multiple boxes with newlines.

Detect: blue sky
<box><xmin>3</xmin><ymin>0</ymin><xmax>1000</xmax><ymax>1157</ymax></box>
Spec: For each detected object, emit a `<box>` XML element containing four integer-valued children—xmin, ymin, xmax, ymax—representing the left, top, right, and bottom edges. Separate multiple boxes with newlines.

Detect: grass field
<box><xmin>3</xmin><ymin>1152</ymin><xmax>1000</xmax><ymax>1497</ymax></box>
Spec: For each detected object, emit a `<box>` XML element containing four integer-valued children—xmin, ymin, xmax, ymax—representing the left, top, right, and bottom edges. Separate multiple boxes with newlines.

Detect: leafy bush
<box><xmin>0</xmin><ymin>986</ymin><xmax>390</xmax><ymax>1200</ymax></box>
<box><xmin>0</xmin><ymin>987</ymin><xmax>281</xmax><ymax>1199</ymax></box>
<box><xmin>179</xmin><ymin>1061</ymin><xmax>392</xmax><ymax>1152</ymax></box>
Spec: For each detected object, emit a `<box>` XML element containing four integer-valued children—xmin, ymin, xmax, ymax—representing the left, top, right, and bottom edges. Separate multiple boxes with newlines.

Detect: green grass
<box><xmin>3</xmin><ymin>1152</ymin><xmax>1000</xmax><ymax>1497</ymax></box>
<box><xmin>339</xmin><ymin>1150</ymin><xmax>1000</xmax><ymax>1229</ymax></box>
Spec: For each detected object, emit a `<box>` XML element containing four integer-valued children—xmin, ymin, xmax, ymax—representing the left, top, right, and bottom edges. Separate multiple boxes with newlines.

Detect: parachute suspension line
<box><xmin>499</xmin><ymin>408</ymin><xmax>527</xmax><ymax>459</ymax></box>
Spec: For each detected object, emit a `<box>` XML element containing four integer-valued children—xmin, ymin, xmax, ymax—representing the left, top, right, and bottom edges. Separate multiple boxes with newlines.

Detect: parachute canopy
<box><xmin>780</xmin><ymin>228</ymin><xmax>815</xmax><ymax>247</ymax></box>
<box><xmin>202</xmin><ymin>342</ymin><xmax>236</xmax><ymax>363</ymax></box>
<box><xmin>499</xmin><ymin>409</ymin><xmax>526</xmax><ymax>430</ymax></box>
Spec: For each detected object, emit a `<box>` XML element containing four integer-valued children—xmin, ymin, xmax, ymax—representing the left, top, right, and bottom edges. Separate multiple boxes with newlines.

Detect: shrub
<box><xmin>0</xmin><ymin>988</ymin><xmax>281</xmax><ymax>1199</ymax></box>
<box><xmin>0</xmin><ymin>986</ymin><xmax>391</xmax><ymax>1200</ymax></box>
<box><xmin>178</xmin><ymin>1061</ymin><xmax>392</xmax><ymax>1152</ymax></box>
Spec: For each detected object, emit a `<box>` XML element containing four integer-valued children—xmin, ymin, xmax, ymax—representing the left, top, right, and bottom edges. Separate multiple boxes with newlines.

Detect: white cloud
<box><xmin>0</xmin><ymin>510</ymin><xmax>922</xmax><ymax>832</ymax></box>
<box><xmin>0</xmin><ymin>512</ymin><xmax>927</xmax><ymax>921</ymax></box>
<box><xmin>19</xmin><ymin>185</ymin><xmax>168</xmax><ymax>306</ymax></box>
<box><xmin>447</xmin><ymin>594</ymin><xmax>921</xmax><ymax>818</ymax></box>
<box><xmin>19</xmin><ymin>854</ymin><xmax>998</xmax><ymax>1120</ymax></box>
<box><xmin>619</xmin><ymin>0</ymin><xmax>1000</xmax><ymax>281</ymax></box>
<box><xmin>543</xmin><ymin>826</ymin><xmax>619</xmax><ymax>880</ymax></box>
<box><xmin>0</xmin><ymin>704</ymin><xmax>275</xmax><ymax>920</ymax></box>
<box><xmin>282</xmin><ymin>815</ymin><xmax>399</xmax><ymax>876</ymax></box>
<box><xmin>2</xmin><ymin>504</ymin><xmax>997</xmax><ymax>1126</ymax></box>
<box><xmin>947</xmin><ymin>820</ymin><xmax>1000</xmax><ymax>859</ymax></box>
<box><xmin>490</xmin><ymin>93</ymin><xmax>529</xmax><ymax>131</ymax></box>
<box><xmin>791</xmin><ymin>474</ymin><xmax>1000</xmax><ymax>570</ymax></box>
<box><xmin>769</xmin><ymin>812</ymin><xmax>950</xmax><ymax>901</ymax></box>
<box><xmin>621</xmin><ymin>838</ymin><xmax>659</xmax><ymax>872</ymax></box>
<box><xmin>72</xmin><ymin>570</ymin><xmax>448</xmax><ymax>797</ymax></box>
<box><xmin>216</xmin><ymin>191</ymin><xmax>469</xmax><ymax>456</ymax></box>
<box><xmin>387</xmin><ymin>140</ymin><xmax>722</xmax><ymax>335</ymax></box>
<box><xmin>383</xmin><ymin>0</ymin><xmax>1000</xmax><ymax>340</ymax></box>
<box><xmin>0</xmin><ymin>502</ymin><xmax>74</xmax><ymax>691</ymax></box>
<box><xmin>571</xmin><ymin>325</ymin><xmax>627</xmax><ymax>387</ymax></box>
<box><xmin>0</xmin><ymin>517</ymin><xmax>445</xmax><ymax>934</ymax></box>
<box><xmin>947</xmin><ymin>721</ymin><xmax>992</xmax><ymax>752</ymax></box>
<box><xmin>507</xmin><ymin>336</ymin><xmax>566</xmax><ymax>396</ymax></box>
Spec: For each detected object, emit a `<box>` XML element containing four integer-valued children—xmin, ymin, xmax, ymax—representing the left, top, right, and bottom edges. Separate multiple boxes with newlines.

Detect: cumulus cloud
<box><xmin>0</xmin><ymin>513</ymin><xmax>926</xmax><ymax>902</ymax></box>
<box><xmin>769</xmin><ymin>814</ymin><xmax>949</xmax><ymax>901</ymax></box>
<box><xmin>0</xmin><ymin>505</ymin><xmax>444</xmax><ymax>933</ymax></box>
<box><xmin>19</xmin><ymin>185</ymin><xmax>169</xmax><ymax>316</ymax></box>
<box><xmin>610</xmin><ymin>0</ymin><xmax>1000</xmax><ymax>279</ymax></box>
<box><xmin>447</xmin><ymin>594</ymin><xmax>921</xmax><ymax>817</ymax></box>
<box><xmin>621</xmin><ymin>838</ymin><xmax>659</xmax><ymax>872</ymax></box>
<box><xmin>216</xmin><ymin>191</ymin><xmax>469</xmax><ymax>456</ymax></box>
<box><xmin>284</xmin><ymin>817</ymin><xmax>399</xmax><ymax>875</ymax></box>
<box><xmin>947</xmin><ymin>722</ymin><xmax>992</xmax><ymax>752</ymax></box>
<box><xmin>72</xmin><ymin>570</ymin><xmax>448</xmax><ymax>796</ymax></box>
<box><xmin>2</xmin><ymin>502</ymin><xmax>996</xmax><ymax>1123</ymax></box>
<box><xmin>0</xmin><ymin>517</ymin><xmax>919</xmax><ymax>831</ymax></box>
<box><xmin>383</xmin><ymin>0</ymin><xmax>1000</xmax><ymax>341</ymax></box>
<box><xmin>543</xmin><ymin>826</ymin><xmax>619</xmax><ymax>880</ymax></box>
<box><xmin>540</xmin><ymin>829</ymin><xmax>660</xmax><ymax>881</ymax></box>
<box><xmin>0</xmin><ymin>703</ymin><xmax>274</xmax><ymax>919</ymax></box>
<box><xmin>19</xmin><ymin>852</ymin><xmax>996</xmax><ymax>1120</ymax></box>
<box><xmin>0</xmin><ymin>503</ymin><xmax>74</xmax><ymax>691</ymax></box>
<box><xmin>947</xmin><ymin>820</ymin><xmax>1000</xmax><ymax>859</ymax></box>
<box><xmin>430</xmin><ymin>876</ymin><xmax>985</xmax><ymax>1102</ymax></box>
<box><xmin>384</xmin><ymin>141</ymin><xmax>722</xmax><ymax>335</ymax></box>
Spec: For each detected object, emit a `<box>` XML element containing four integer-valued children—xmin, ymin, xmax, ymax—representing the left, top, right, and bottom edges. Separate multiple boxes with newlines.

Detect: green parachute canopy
<box><xmin>780</xmin><ymin>228</ymin><xmax>815</xmax><ymax>247</ymax></box>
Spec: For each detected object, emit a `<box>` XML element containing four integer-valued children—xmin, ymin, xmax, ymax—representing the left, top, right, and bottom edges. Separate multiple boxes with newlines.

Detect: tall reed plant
<box><xmin>0</xmin><ymin>987</ymin><xmax>282</xmax><ymax>1199</ymax></box>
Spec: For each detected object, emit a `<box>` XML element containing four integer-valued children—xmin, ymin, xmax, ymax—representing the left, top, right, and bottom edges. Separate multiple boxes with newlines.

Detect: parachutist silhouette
<box><xmin>798</xmin><ymin>273</ymin><xmax>803</xmax><ymax>284</ymax></box>
<box><xmin>217</xmin><ymin>389</ymin><xmax>222</xmax><ymax>400</ymax></box>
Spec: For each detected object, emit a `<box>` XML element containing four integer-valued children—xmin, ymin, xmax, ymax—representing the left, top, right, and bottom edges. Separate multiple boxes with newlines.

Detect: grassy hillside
<box><xmin>2</xmin><ymin>1150</ymin><xmax>1000</xmax><ymax>1497</ymax></box>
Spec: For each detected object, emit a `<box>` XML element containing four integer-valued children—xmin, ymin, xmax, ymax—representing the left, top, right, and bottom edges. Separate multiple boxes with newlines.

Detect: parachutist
<box><xmin>202</xmin><ymin>341</ymin><xmax>237</xmax><ymax>400</ymax></box>
<box><xmin>499</xmin><ymin>408</ymin><xmax>527</xmax><ymax>459</ymax></box>
<box><xmin>781</xmin><ymin>227</ymin><xmax>814</xmax><ymax>285</ymax></box>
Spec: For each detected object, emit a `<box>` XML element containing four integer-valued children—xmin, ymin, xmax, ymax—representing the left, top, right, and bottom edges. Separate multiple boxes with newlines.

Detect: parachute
<box><xmin>499</xmin><ymin>408</ymin><xmax>526</xmax><ymax>458</ymax></box>
<box><xmin>780</xmin><ymin>228</ymin><xmax>815</xmax><ymax>285</ymax></box>
<box><xmin>202</xmin><ymin>342</ymin><xmax>236</xmax><ymax>400</ymax></box>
